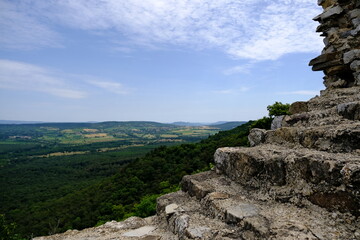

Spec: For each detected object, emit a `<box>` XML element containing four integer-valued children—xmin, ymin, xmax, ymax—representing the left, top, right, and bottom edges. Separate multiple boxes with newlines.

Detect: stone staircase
<box><xmin>263</xmin><ymin>87</ymin><xmax>360</xmax><ymax>153</ymax></box>
<box><xmin>150</xmin><ymin>85</ymin><xmax>360</xmax><ymax>240</ymax></box>
<box><xmin>156</xmin><ymin>171</ymin><xmax>358</xmax><ymax>239</ymax></box>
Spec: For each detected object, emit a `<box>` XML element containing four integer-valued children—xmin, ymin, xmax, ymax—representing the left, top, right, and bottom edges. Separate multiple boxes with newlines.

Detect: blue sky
<box><xmin>0</xmin><ymin>0</ymin><xmax>325</xmax><ymax>123</ymax></box>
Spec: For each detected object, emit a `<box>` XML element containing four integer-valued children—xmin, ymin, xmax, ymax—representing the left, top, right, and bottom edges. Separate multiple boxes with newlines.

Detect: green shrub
<box><xmin>250</xmin><ymin>117</ymin><xmax>272</xmax><ymax>130</ymax></box>
<box><xmin>134</xmin><ymin>194</ymin><xmax>159</xmax><ymax>218</ymax></box>
<box><xmin>0</xmin><ymin>214</ymin><xmax>23</xmax><ymax>240</ymax></box>
<box><xmin>267</xmin><ymin>102</ymin><xmax>290</xmax><ymax>118</ymax></box>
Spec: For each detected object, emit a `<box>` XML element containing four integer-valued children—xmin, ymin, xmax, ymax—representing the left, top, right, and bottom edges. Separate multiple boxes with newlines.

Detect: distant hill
<box><xmin>171</xmin><ymin>121</ymin><xmax>246</xmax><ymax>128</ymax></box>
<box><xmin>0</xmin><ymin>121</ymin><xmax>175</xmax><ymax>128</ymax></box>
<box><xmin>208</xmin><ymin>121</ymin><xmax>228</xmax><ymax>125</ymax></box>
<box><xmin>0</xmin><ymin>120</ymin><xmax>245</xmax><ymax>130</ymax></box>
<box><xmin>211</xmin><ymin>121</ymin><xmax>247</xmax><ymax>130</ymax></box>
<box><xmin>171</xmin><ymin>121</ymin><xmax>209</xmax><ymax>126</ymax></box>
<box><xmin>0</xmin><ymin>120</ymin><xmax>45</xmax><ymax>124</ymax></box>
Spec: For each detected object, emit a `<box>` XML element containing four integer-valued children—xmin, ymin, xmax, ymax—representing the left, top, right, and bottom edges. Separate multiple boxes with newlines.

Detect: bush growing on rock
<box><xmin>267</xmin><ymin>102</ymin><xmax>290</xmax><ymax>118</ymax></box>
<box><xmin>250</xmin><ymin>102</ymin><xmax>290</xmax><ymax>130</ymax></box>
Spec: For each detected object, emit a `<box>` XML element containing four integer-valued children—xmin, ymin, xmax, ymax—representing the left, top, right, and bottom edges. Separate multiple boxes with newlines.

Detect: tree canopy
<box><xmin>267</xmin><ymin>102</ymin><xmax>290</xmax><ymax>118</ymax></box>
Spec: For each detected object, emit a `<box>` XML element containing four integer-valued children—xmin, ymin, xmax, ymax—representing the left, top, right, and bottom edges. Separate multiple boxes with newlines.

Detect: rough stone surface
<box><xmin>271</xmin><ymin>115</ymin><xmax>284</xmax><ymax>130</ymax></box>
<box><xmin>337</xmin><ymin>101</ymin><xmax>360</xmax><ymax>120</ymax></box>
<box><xmin>33</xmin><ymin>217</ymin><xmax>177</xmax><ymax>240</ymax></box>
<box><xmin>122</xmin><ymin>226</ymin><xmax>156</xmax><ymax>237</ymax></box>
<box><xmin>344</xmin><ymin>49</ymin><xmax>360</xmax><ymax>64</ymax></box>
<box><xmin>310</xmin><ymin>0</ymin><xmax>360</xmax><ymax>88</ymax></box>
<box><xmin>248</xmin><ymin>128</ymin><xmax>266</xmax><ymax>146</ymax></box>
<box><xmin>350</xmin><ymin>59</ymin><xmax>360</xmax><ymax>71</ymax></box>
<box><xmin>165</xmin><ymin>203</ymin><xmax>180</xmax><ymax>216</ymax></box>
<box><xmin>289</xmin><ymin>101</ymin><xmax>309</xmax><ymax>114</ymax></box>
<box><xmin>313</xmin><ymin>5</ymin><xmax>343</xmax><ymax>21</ymax></box>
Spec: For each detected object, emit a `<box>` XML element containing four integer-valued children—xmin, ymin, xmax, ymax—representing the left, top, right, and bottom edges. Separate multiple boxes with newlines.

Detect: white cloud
<box><xmin>224</xmin><ymin>63</ymin><xmax>254</xmax><ymax>75</ymax></box>
<box><xmin>0</xmin><ymin>59</ymin><xmax>87</xmax><ymax>98</ymax></box>
<box><xmin>1</xmin><ymin>0</ymin><xmax>322</xmax><ymax>60</ymax></box>
<box><xmin>279</xmin><ymin>90</ymin><xmax>320</xmax><ymax>96</ymax></box>
<box><xmin>239</xmin><ymin>87</ymin><xmax>250</xmax><ymax>92</ymax></box>
<box><xmin>0</xmin><ymin>0</ymin><xmax>61</xmax><ymax>50</ymax></box>
<box><xmin>214</xmin><ymin>87</ymin><xmax>249</xmax><ymax>94</ymax></box>
<box><xmin>88</xmin><ymin>80</ymin><xmax>129</xmax><ymax>95</ymax></box>
<box><xmin>214</xmin><ymin>89</ymin><xmax>233</xmax><ymax>94</ymax></box>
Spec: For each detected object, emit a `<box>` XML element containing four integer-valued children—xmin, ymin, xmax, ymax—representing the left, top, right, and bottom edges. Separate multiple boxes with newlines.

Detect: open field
<box><xmin>0</xmin><ymin>121</ymin><xmax>245</xmax><ymax>166</ymax></box>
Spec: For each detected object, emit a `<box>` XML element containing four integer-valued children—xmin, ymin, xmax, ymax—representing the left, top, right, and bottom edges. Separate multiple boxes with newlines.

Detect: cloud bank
<box><xmin>0</xmin><ymin>59</ymin><xmax>131</xmax><ymax>98</ymax></box>
<box><xmin>0</xmin><ymin>1</ymin><xmax>61</xmax><ymax>49</ymax></box>
<box><xmin>1</xmin><ymin>0</ymin><xmax>322</xmax><ymax>60</ymax></box>
<box><xmin>87</xmin><ymin>80</ymin><xmax>130</xmax><ymax>95</ymax></box>
<box><xmin>0</xmin><ymin>59</ymin><xmax>87</xmax><ymax>98</ymax></box>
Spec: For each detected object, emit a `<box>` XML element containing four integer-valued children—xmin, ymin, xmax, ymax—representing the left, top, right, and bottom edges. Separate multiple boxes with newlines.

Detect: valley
<box><xmin>0</xmin><ymin>120</ymin><xmax>247</xmax><ymax>238</ymax></box>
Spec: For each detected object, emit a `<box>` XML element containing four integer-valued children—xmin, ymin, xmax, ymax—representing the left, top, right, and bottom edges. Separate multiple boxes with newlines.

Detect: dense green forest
<box><xmin>0</xmin><ymin>120</ymin><xmax>259</xmax><ymax>238</ymax></box>
<box><xmin>0</xmin><ymin>102</ymin><xmax>287</xmax><ymax>239</ymax></box>
<box><xmin>0</xmin><ymin>120</ymin><xmax>248</xmax><ymax>238</ymax></box>
<box><xmin>0</xmin><ymin>105</ymin><xmax>285</xmax><ymax>239</ymax></box>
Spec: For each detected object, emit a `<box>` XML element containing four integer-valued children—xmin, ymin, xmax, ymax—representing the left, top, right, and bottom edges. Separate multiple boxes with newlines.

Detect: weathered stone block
<box><xmin>308</xmin><ymin>192</ymin><xmax>359</xmax><ymax>215</ymax></box>
<box><xmin>343</xmin><ymin>49</ymin><xmax>360</xmax><ymax>64</ymax></box>
<box><xmin>340</xmin><ymin>29</ymin><xmax>352</xmax><ymax>38</ymax></box>
<box><xmin>289</xmin><ymin>101</ymin><xmax>309</xmax><ymax>114</ymax></box>
<box><xmin>354</xmin><ymin>72</ymin><xmax>360</xmax><ymax>85</ymax></box>
<box><xmin>324</xmin><ymin>76</ymin><xmax>348</xmax><ymax>88</ymax></box>
<box><xmin>185</xmin><ymin>227</ymin><xmax>211</xmax><ymax>239</ymax></box>
<box><xmin>248</xmin><ymin>128</ymin><xmax>266</xmax><ymax>147</ymax></box>
<box><xmin>122</xmin><ymin>226</ymin><xmax>156</xmax><ymax>237</ymax></box>
<box><xmin>348</xmin><ymin>9</ymin><xmax>360</xmax><ymax>19</ymax></box>
<box><xmin>309</xmin><ymin>52</ymin><xmax>341</xmax><ymax>66</ymax></box>
<box><xmin>353</xmin><ymin>17</ymin><xmax>360</xmax><ymax>27</ymax></box>
<box><xmin>313</xmin><ymin>5</ymin><xmax>343</xmax><ymax>21</ymax></box>
<box><xmin>225</xmin><ymin>204</ymin><xmax>258</xmax><ymax>224</ymax></box>
<box><xmin>350</xmin><ymin>60</ymin><xmax>360</xmax><ymax>71</ymax></box>
<box><xmin>337</xmin><ymin>101</ymin><xmax>360</xmax><ymax>120</ymax></box>
<box><xmin>312</xmin><ymin>59</ymin><xmax>343</xmax><ymax>71</ymax></box>
<box><xmin>283</xmin><ymin>113</ymin><xmax>310</xmax><ymax>126</ymax></box>
<box><xmin>215</xmin><ymin>147</ymin><xmax>287</xmax><ymax>187</ymax></box>
<box><xmin>316</xmin><ymin>22</ymin><xmax>330</xmax><ymax>32</ymax></box>
<box><xmin>325</xmin><ymin>65</ymin><xmax>349</xmax><ymax>75</ymax></box>
<box><xmin>350</xmin><ymin>25</ymin><xmax>360</xmax><ymax>36</ymax></box>
<box><xmin>181</xmin><ymin>173</ymin><xmax>214</xmax><ymax>200</ymax></box>
<box><xmin>320</xmin><ymin>0</ymin><xmax>337</xmax><ymax>8</ymax></box>
<box><xmin>271</xmin><ymin>115</ymin><xmax>284</xmax><ymax>130</ymax></box>
<box><xmin>174</xmin><ymin>214</ymin><xmax>189</xmax><ymax>236</ymax></box>
<box><xmin>165</xmin><ymin>203</ymin><xmax>179</xmax><ymax>216</ymax></box>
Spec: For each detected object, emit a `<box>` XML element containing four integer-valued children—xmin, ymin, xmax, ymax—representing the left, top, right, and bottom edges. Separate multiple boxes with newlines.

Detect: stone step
<box><xmin>34</xmin><ymin>216</ymin><xmax>177</xmax><ymax>240</ymax></box>
<box><xmin>306</xmin><ymin>87</ymin><xmax>360</xmax><ymax>112</ymax></box>
<box><xmin>280</xmin><ymin>107</ymin><xmax>358</xmax><ymax>128</ymax></box>
<box><xmin>214</xmin><ymin>145</ymin><xmax>360</xmax><ymax>215</ymax></box>
<box><xmin>252</xmin><ymin>122</ymin><xmax>360</xmax><ymax>153</ymax></box>
<box><xmin>280</xmin><ymin>97</ymin><xmax>360</xmax><ymax>129</ymax></box>
<box><xmin>156</xmin><ymin>191</ymin><xmax>241</xmax><ymax>239</ymax></box>
<box><xmin>264</xmin><ymin>123</ymin><xmax>360</xmax><ymax>153</ymax></box>
<box><xmin>179</xmin><ymin>171</ymin><xmax>360</xmax><ymax>240</ymax></box>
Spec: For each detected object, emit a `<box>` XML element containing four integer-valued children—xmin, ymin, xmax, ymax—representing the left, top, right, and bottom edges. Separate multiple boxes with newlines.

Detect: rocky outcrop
<box><xmin>35</xmin><ymin>1</ymin><xmax>360</xmax><ymax>239</ymax></box>
<box><xmin>309</xmin><ymin>0</ymin><xmax>360</xmax><ymax>88</ymax></box>
<box><xmin>34</xmin><ymin>216</ymin><xmax>177</xmax><ymax>240</ymax></box>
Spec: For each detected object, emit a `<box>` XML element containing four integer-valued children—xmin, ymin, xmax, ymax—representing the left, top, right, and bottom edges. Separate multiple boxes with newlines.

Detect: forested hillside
<box><xmin>2</xmin><ymin>121</ymin><xmax>256</xmax><ymax>238</ymax></box>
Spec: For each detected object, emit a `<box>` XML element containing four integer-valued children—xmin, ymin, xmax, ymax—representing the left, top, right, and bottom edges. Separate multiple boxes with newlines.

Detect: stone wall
<box><xmin>309</xmin><ymin>0</ymin><xmax>360</xmax><ymax>88</ymax></box>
